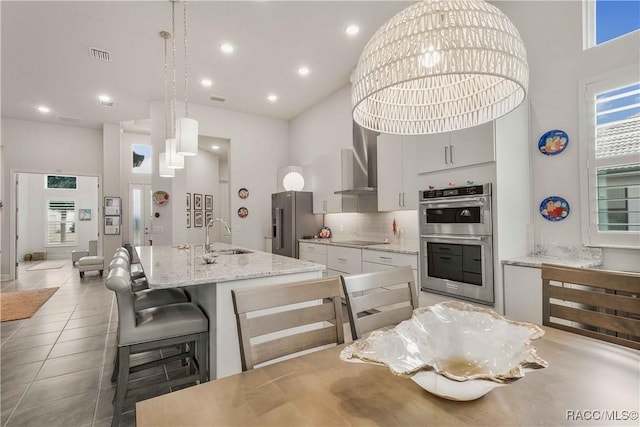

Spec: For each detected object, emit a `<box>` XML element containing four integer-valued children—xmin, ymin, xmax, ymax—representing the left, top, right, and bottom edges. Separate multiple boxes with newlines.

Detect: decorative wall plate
<box><xmin>319</xmin><ymin>227</ymin><xmax>332</xmax><ymax>238</ymax></box>
<box><xmin>152</xmin><ymin>191</ymin><xmax>170</xmax><ymax>206</ymax></box>
<box><xmin>238</xmin><ymin>188</ymin><xmax>249</xmax><ymax>199</ymax></box>
<box><xmin>538</xmin><ymin>130</ymin><xmax>568</xmax><ymax>155</ymax></box>
<box><xmin>238</xmin><ymin>207</ymin><xmax>249</xmax><ymax>218</ymax></box>
<box><xmin>540</xmin><ymin>196</ymin><xmax>570</xmax><ymax>221</ymax></box>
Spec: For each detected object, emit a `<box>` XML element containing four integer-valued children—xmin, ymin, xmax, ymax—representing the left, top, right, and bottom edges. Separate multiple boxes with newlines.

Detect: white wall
<box><xmin>289</xmin><ymin>85</ymin><xmax>353</xmax><ymax>171</ymax></box>
<box><xmin>183</xmin><ymin>149</ymin><xmax>220</xmax><ymax>245</ymax></box>
<box><xmin>149</xmin><ymin>101</ymin><xmax>290</xmax><ymax>251</ymax></box>
<box><xmin>495</xmin><ymin>0</ymin><xmax>640</xmax><ymax>270</ymax></box>
<box><xmin>1</xmin><ymin>118</ymin><xmax>103</xmax><ymax>279</ymax></box>
<box><xmin>17</xmin><ymin>173</ymin><xmax>98</xmax><ymax>260</ymax></box>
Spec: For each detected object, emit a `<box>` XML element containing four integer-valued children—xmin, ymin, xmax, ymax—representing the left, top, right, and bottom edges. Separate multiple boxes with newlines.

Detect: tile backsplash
<box><xmin>324</xmin><ymin>210</ymin><xmax>419</xmax><ymax>243</ymax></box>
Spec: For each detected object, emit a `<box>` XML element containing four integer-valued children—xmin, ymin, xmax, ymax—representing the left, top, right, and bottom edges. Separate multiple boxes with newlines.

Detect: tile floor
<box><xmin>1</xmin><ymin>259</ymin><xmax>492</xmax><ymax>427</ymax></box>
<box><xmin>1</xmin><ymin>261</ymin><xmax>197</xmax><ymax>427</ymax></box>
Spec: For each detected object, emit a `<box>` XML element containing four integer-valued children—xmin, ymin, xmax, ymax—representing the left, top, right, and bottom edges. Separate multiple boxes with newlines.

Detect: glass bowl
<box><xmin>340</xmin><ymin>301</ymin><xmax>548</xmax><ymax>401</ymax></box>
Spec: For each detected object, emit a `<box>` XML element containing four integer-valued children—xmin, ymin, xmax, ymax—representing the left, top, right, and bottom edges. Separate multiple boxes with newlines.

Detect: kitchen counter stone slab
<box><xmin>137</xmin><ymin>243</ymin><xmax>324</xmax><ymax>289</ymax></box>
<box><xmin>502</xmin><ymin>245</ymin><xmax>602</xmax><ymax>269</ymax></box>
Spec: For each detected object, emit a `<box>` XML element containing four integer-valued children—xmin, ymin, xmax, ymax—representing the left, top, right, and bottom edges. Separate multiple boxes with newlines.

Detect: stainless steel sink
<box><xmin>208</xmin><ymin>248</ymin><xmax>253</xmax><ymax>255</ymax></box>
<box><xmin>203</xmin><ymin>248</ymin><xmax>252</xmax><ymax>264</ymax></box>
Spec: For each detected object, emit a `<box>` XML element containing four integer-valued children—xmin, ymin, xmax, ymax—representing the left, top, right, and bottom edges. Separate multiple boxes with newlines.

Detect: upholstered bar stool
<box><xmin>108</xmin><ymin>256</ymin><xmax>188</xmax><ymax>311</ymax></box>
<box><xmin>114</xmin><ymin>247</ymin><xmax>146</xmax><ymax>282</ymax></box>
<box><xmin>108</xmin><ymin>256</ymin><xmax>190</xmax><ymax>384</ymax></box>
<box><xmin>107</xmin><ymin>267</ymin><xmax>208</xmax><ymax>427</ymax></box>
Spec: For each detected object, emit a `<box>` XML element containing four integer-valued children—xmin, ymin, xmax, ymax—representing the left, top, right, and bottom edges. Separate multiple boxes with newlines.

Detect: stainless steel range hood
<box><xmin>334</xmin><ymin>122</ymin><xmax>378</xmax><ymax>195</ymax></box>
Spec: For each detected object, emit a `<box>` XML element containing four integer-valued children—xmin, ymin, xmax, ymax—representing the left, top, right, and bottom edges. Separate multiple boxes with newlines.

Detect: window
<box><xmin>580</xmin><ymin>65</ymin><xmax>640</xmax><ymax>247</ymax></box>
<box><xmin>584</xmin><ymin>0</ymin><xmax>640</xmax><ymax>49</ymax></box>
<box><xmin>46</xmin><ymin>175</ymin><xmax>77</xmax><ymax>189</ymax></box>
<box><xmin>47</xmin><ymin>200</ymin><xmax>76</xmax><ymax>245</ymax></box>
<box><xmin>132</xmin><ymin>144</ymin><xmax>152</xmax><ymax>174</ymax></box>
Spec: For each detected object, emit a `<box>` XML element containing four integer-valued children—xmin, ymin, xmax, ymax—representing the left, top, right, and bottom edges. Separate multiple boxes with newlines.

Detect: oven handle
<box><xmin>421</xmin><ymin>234</ymin><xmax>489</xmax><ymax>242</ymax></box>
<box><xmin>420</xmin><ymin>197</ymin><xmax>487</xmax><ymax>207</ymax></box>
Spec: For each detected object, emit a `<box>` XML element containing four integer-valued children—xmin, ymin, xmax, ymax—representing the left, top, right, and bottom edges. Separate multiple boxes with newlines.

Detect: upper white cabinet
<box><xmin>377</xmin><ymin>134</ymin><xmax>419</xmax><ymax>211</ymax></box>
<box><xmin>414</xmin><ymin>121</ymin><xmax>495</xmax><ymax>174</ymax></box>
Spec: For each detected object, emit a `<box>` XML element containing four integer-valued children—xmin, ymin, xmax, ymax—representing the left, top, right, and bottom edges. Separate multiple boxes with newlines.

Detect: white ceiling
<box><xmin>1</xmin><ymin>1</ymin><xmax>411</xmax><ymax>130</ymax></box>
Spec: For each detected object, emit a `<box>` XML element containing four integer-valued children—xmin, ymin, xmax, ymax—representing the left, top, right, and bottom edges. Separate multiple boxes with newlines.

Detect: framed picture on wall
<box><xmin>186</xmin><ymin>193</ymin><xmax>191</xmax><ymax>210</ymax></box>
<box><xmin>205</xmin><ymin>194</ymin><xmax>213</xmax><ymax>211</ymax></box>
<box><xmin>187</xmin><ymin>211</ymin><xmax>191</xmax><ymax>228</ymax></box>
<box><xmin>104</xmin><ymin>215</ymin><xmax>120</xmax><ymax>235</ymax></box>
<box><xmin>104</xmin><ymin>197</ymin><xmax>121</xmax><ymax>215</ymax></box>
<box><xmin>79</xmin><ymin>209</ymin><xmax>91</xmax><ymax>221</ymax></box>
<box><xmin>194</xmin><ymin>193</ymin><xmax>203</xmax><ymax>210</ymax></box>
<box><xmin>205</xmin><ymin>211</ymin><xmax>213</xmax><ymax>226</ymax></box>
<box><xmin>194</xmin><ymin>210</ymin><xmax>203</xmax><ymax>227</ymax></box>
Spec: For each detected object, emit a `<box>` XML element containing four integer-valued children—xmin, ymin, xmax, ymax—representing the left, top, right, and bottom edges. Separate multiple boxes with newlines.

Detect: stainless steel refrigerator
<box><xmin>272</xmin><ymin>191</ymin><xmax>322</xmax><ymax>258</ymax></box>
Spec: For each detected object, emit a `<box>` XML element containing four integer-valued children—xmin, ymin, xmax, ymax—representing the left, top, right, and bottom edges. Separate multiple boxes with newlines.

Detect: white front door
<box><xmin>130</xmin><ymin>184</ymin><xmax>152</xmax><ymax>246</ymax></box>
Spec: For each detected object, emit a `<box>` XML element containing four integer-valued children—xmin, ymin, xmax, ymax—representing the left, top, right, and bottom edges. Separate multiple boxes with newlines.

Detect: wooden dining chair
<box><xmin>541</xmin><ymin>263</ymin><xmax>640</xmax><ymax>350</ymax></box>
<box><xmin>341</xmin><ymin>266</ymin><xmax>418</xmax><ymax>340</ymax></box>
<box><xmin>231</xmin><ymin>276</ymin><xmax>344</xmax><ymax>371</ymax></box>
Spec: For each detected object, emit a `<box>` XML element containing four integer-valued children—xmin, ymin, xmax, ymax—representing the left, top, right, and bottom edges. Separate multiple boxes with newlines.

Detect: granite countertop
<box><xmin>137</xmin><ymin>243</ymin><xmax>324</xmax><ymax>289</ymax></box>
<box><xmin>298</xmin><ymin>238</ymin><xmax>419</xmax><ymax>255</ymax></box>
<box><xmin>502</xmin><ymin>246</ymin><xmax>603</xmax><ymax>269</ymax></box>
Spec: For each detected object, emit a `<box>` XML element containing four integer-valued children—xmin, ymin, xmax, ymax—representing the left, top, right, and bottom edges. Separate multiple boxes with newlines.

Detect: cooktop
<box><xmin>336</xmin><ymin>240</ymin><xmax>389</xmax><ymax>246</ymax></box>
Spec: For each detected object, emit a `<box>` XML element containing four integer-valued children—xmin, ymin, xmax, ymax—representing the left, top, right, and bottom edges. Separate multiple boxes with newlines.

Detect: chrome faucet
<box><xmin>205</xmin><ymin>217</ymin><xmax>232</xmax><ymax>252</ymax></box>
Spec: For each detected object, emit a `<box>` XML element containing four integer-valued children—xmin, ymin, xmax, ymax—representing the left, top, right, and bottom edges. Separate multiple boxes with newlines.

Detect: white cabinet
<box><xmin>503</xmin><ymin>264</ymin><xmax>542</xmax><ymax>324</ymax></box>
<box><xmin>377</xmin><ymin>134</ymin><xmax>419</xmax><ymax>211</ymax></box>
<box><xmin>415</xmin><ymin>121</ymin><xmax>495</xmax><ymax>174</ymax></box>
<box><xmin>298</xmin><ymin>242</ymin><xmax>328</xmax><ymax>275</ymax></box>
<box><xmin>327</xmin><ymin>246</ymin><xmax>362</xmax><ymax>277</ymax></box>
<box><xmin>362</xmin><ymin>249</ymin><xmax>419</xmax><ymax>293</ymax></box>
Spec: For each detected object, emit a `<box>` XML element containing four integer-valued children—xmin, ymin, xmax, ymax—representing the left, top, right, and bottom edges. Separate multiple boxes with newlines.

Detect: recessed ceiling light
<box><xmin>37</xmin><ymin>105</ymin><xmax>50</xmax><ymax>113</ymax></box>
<box><xmin>211</xmin><ymin>145</ymin><xmax>220</xmax><ymax>150</ymax></box>
<box><xmin>267</xmin><ymin>94</ymin><xmax>278</xmax><ymax>102</ymax></box>
<box><xmin>345</xmin><ymin>24</ymin><xmax>360</xmax><ymax>36</ymax></box>
<box><xmin>220</xmin><ymin>43</ymin><xmax>234</xmax><ymax>54</ymax></box>
<box><xmin>98</xmin><ymin>94</ymin><xmax>111</xmax><ymax>102</ymax></box>
<box><xmin>201</xmin><ymin>79</ymin><xmax>213</xmax><ymax>87</ymax></box>
<box><xmin>297</xmin><ymin>66</ymin><xmax>310</xmax><ymax>76</ymax></box>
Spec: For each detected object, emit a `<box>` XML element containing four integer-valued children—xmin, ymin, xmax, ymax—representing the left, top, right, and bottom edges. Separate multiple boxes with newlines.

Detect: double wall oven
<box><xmin>419</xmin><ymin>184</ymin><xmax>494</xmax><ymax>305</ymax></box>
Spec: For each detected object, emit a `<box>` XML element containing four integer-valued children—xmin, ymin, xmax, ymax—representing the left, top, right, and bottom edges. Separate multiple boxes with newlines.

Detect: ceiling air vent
<box><xmin>57</xmin><ymin>116</ymin><xmax>83</xmax><ymax>126</ymax></box>
<box><xmin>209</xmin><ymin>95</ymin><xmax>227</xmax><ymax>103</ymax></box>
<box><xmin>100</xmin><ymin>100</ymin><xmax>116</xmax><ymax>108</ymax></box>
<box><xmin>89</xmin><ymin>47</ymin><xmax>111</xmax><ymax>62</ymax></box>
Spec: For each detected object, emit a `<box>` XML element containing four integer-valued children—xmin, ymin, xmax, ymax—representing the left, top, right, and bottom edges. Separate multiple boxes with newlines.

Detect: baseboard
<box><xmin>1</xmin><ymin>273</ymin><xmax>13</xmax><ymax>282</ymax></box>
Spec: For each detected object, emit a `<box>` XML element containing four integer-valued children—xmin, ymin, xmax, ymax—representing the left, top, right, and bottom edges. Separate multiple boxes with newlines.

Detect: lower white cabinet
<box><xmin>362</xmin><ymin>249</ymin><xmax>419</xmax><ymax>293</ymax></box>
<box><xmin>298</xmin><ymin>242</ymin><xmax>328</xmax><ymax>275</ymax></box>
<box><xmin>327</xmin><ymin>246</ymin><xmax>362</xmax><ymax>276</ymax></box>
<box><xmin>503</xmin><ymin>264</ymin><xmax>542</xmax><ymax>324</ymax></box>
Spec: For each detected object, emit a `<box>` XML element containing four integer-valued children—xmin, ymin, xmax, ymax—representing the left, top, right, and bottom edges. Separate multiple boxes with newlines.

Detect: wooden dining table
<box><xmin>136</xmin><ymin>327</ymin><xmax>640</xmax><ymax>426</ymax></box>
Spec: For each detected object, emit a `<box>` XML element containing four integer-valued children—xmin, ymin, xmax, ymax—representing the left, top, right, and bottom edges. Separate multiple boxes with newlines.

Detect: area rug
<box><xmin>26</xmin><ymin>260</ymin><xmax>68</xmax><ymax>271</ymax></box>
<box><xmin>0</xmin><ymin>287</ymin><xmax>59</xmax><ymax>322</ymax></box>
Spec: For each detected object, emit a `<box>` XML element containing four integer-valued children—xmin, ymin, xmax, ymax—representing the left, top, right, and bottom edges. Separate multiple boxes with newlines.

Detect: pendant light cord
<box><xmin>171</xmin><ymin>0</ymin><xmax>177</xmax><ymax>134</ymax></box>
<box><xmin>183</xmin><ymin>0</ymin><xmax>189</xmax><ymax>119</ymax></box>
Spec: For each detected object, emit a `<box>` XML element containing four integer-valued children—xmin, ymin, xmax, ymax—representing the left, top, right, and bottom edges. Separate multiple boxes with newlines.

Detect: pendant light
<box><xmin>159</xmin><ymin>153</ymin><xmax>175</xmax><ymax>178</ymax></box>
<box><xmin>161</xmin><ymin>30</ymin><xmax>184</xmax><ymax>170</ymax></box>
<box><xmin>351</xmin><ymin>0</ymin><xmax>529</xmax><ymax>135</ymax></box>
<box><xmin>158</xmin><ymin>31</ymin><xmax>177</xmax><ymax>178</ymax></box>
<box><xmin>174</xmin><ymin>0</ymin><xmax>198</xmax><ymax>156</ymax></box>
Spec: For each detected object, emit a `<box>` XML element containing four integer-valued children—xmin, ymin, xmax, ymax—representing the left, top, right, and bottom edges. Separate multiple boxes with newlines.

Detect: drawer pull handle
<box><xmin>337</xmin><ymin>258</ymin><xmax>347</xmax><ymax>262</ymax></box>
<box><xmin>380</xmin><ymin>257</ymin><xmax>393</xmax><ymax>260</ymax></box>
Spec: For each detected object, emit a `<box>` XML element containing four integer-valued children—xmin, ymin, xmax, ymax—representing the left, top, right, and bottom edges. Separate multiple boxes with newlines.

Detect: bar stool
<box><xmin>114</xmin><ymin>247</ymin><xmax>146</xmax><ymax>284</ymax></box>
<box><xmin>108</xmin><ymin>255</ymin><xmax>190</xmax><ymax>384</ymax></box>
<box><xmin>107</xmin><ymin>267</ymin><xmax>208</xmax><ymax>427</ymax></box>
<box><xmin>108</xmin><ymin>256</ymin><xmax>188</xmax><ymax>311</ymax></box>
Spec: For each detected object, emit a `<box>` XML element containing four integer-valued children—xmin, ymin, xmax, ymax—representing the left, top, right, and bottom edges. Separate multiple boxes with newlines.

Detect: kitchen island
<box><xmin>136</xmin><ymin>243</ymin><xmax>325</xmax><ymax>379</ymax></box>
